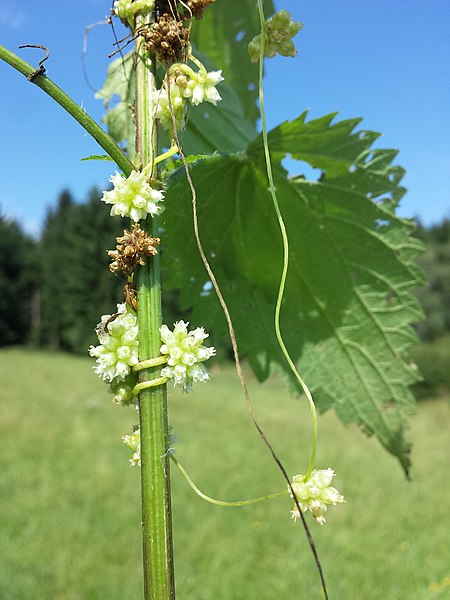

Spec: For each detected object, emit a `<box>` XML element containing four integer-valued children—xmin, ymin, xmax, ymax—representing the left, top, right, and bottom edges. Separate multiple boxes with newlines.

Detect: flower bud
<box><xmin>248</xmin><ymin>10</ymin><xmax>303</xmax><ymax>62</ymax></box>
<box><xmin>272</xmin><ymin>9</ymin><xmax>291</xmax><ymax>28</ymax></box>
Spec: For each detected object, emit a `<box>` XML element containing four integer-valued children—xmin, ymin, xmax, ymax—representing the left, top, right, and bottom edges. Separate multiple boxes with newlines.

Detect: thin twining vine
<box><xmin>162</xmin><ymin>14</ymin><xmax>330</xmax><ymax>600</ymax></box>
<box><xmin>0</xmin><ymin>2</ymin><xmax>346</xmax><ymax>597</ymax></box>
<box><xmin>254</xmin><ymin>3</ymin><xmax>318</xmax><ymax>478</ymax></box>
<box><xmin>170</xmin><ymin>454</ymin><xmax>288</xmax><ymax>507</ymax></box>
<box><xmin>253</xmin><ymin>5</ymin><xmax>328</xmax><ymax>595</ymax></box>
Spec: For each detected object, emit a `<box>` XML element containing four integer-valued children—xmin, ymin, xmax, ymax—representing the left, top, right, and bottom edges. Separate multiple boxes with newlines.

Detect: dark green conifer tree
<box><xmin>0</xmin><ymin>212</ymin><xmax>38</xmax><ymax>345</ymax></box>
<box><xmin>415</xmin><ymin>218</ymin><xmax>450</xmax><ymax>341</ymax></box>
<box><xmin>39</xmin><ymin>188</ymin><xmax>127</xmax><ymax>352</ymax></box>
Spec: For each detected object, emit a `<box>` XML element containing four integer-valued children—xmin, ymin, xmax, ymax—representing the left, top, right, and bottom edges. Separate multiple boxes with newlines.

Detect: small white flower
<box><xmin>123</xmin><ymin>426</ymin><xmax>176</xmax><ymax>467</ymax></box>
<box><xmin>289</xmin><ymin>468</ymin><xmax>345</xmax><ymax>525</ymax></box>
<box><xmin>153</xmin><ymin>65</ymin><xmax>224</xmax><ymax>129</ymax></box>
<box><xmin>159</xmin><ymin>321</ymin><xmax>215</xmax><ymax>392</ymax></box>
<box><xmin>152</xmin><ymin>84</ymin><xmax>187</xmax><ymax>131</ymax></box>
<box><xmin>89</xmin><ymin>303</ymin><xmax>139</xmax><ymax>382</ymax></box>
<box><xmin>183</xmin><ymin>70</ymin><xmax>224</xmax><ymax>106</ymax></box>
<box><xmin>102</xmin><ymin>170</ymin><xmax>164</xmax><ymax>222</ymax></box>
<box><xmin>122</xmin><ymin>427</ymin><xmax>141</xmax><ymax>467</ymax></box>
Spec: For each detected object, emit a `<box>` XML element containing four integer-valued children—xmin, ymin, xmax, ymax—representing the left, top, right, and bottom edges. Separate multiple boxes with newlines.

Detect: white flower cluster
<box><xmin>290</xmin><ymin>468</ymin><xmax>345</xmax><ymax>525</ymax></box>
<box><xmin>113</xmin><ymin>0</ymin><xmax>154</xmax><ymax>22</ymax></box>
<box><xmin>160</xmin><ymin>321</ymin><xmax>215</xmax><ymax>392</ymax></box>
<box><xmin>154</xmin><ymin>67</ymin><xmax>224</xmax><ymax>130</ymax></box>
<box><xmin>181</xmin><ymin>69</ymin><xmax>224</xmax><ymax>106</ymax></box>
<box><xmin>153</xmin><ymin>84</ymin><xmax>187</xmax><ymax>131</ymax></box>
<box><xmin>122</xmin><ymin>428</ymin><xmax>141</xmax><ymax>467</ymax></box>
<box><xmin>102</xmin><ymin>170</ymin><xmax>164</xmax><ymax>222</ymax></box>
<box><xmin>122</xmin><ymin>426</ymin><xmax>176</xmax><ymax>467</ymax></box>
<box><xmin>89</xmin><ymin>303</ymin><xmax>139</xmax><ymax>382</ymax></box>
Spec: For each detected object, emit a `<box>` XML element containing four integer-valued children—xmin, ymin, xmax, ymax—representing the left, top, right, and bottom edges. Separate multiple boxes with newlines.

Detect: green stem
<box><xmin>170</xmin><ymin>454</ymin><xmax>289</xmax><ymax>507</ymax></box>
<box><xmin>255</xmin><ymin>2</ymin><xmax>317</xmax><ymax>479</ymax></box>
<box><xmin>134</xmin><ymin>13</ymin><xmax>175</xmax><ymax>600</ymax></box>
<box><xmin>0</xmin><ymin>44</ymin><xmax>134</xmax><ymax>176</ymax></box>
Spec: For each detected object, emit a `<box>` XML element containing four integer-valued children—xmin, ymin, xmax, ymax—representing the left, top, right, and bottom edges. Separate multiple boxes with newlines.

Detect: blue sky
<box><xmin>0</xmin><ymin>0</ymin><xmax>449</xmax><ymax>236</ymax></box>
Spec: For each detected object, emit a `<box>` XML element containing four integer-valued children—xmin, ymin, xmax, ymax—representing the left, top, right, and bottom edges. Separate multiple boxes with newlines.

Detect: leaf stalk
<box><xmin>0</xmin><ymin>44</ymin><xmax>134</xmax><ymax>176</ymax></box>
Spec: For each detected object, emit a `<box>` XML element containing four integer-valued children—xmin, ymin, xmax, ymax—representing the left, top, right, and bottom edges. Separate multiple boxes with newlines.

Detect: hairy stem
<box><xmin>134</xmin><ymin>15</ymin><xmax>175</xmax><ymax>600</ymax></box>
<box><xmin>0</xmin><ymin>44</ymin><xmax>133</xmax><ymax>175</ymax></box>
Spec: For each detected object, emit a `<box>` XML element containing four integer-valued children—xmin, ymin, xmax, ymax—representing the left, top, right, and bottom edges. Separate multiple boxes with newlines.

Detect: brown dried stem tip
<box><xmin>143</xmin><ymin>13</ymin><xmax>189</xmax><ymax>64</ymax></box>
<box><xmin>184</xmin><ymin>0</ymin><xmax>215</xmax><ymax>20</ymax></box>
<box><xmin>108</xmin><ymin>223</ymin><xmax>160</xmax><ymax>277</ymax></box>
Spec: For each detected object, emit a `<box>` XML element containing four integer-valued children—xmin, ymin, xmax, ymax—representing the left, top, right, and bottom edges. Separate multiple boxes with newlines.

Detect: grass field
<box><xmin>0</xmin><ymin>348</ymin><xmax>449</xmax><ymax>599</ymax></box>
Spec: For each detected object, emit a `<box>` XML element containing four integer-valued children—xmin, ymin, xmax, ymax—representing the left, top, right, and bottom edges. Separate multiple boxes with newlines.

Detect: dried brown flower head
<box><xmin>184</xmin><ymin>0</ymin><xmax>215</xmax><ymax>20</ymax></box>
<box><xmin>108</xmin><ymin>223</ymin><xmax>160</xmax><ymax>277</ymax></box>
<box><xmin>143</xmin><ymin>13</ymin><xmax>189</xmax><ymax>64</ymax></box>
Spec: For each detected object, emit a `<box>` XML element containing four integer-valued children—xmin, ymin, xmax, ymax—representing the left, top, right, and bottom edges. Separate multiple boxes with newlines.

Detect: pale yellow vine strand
<box><xmin>164</xmin><ymin>46</ymin><xmax>327</xmax><ymax>600</ymax></box>
<box><xmin>170</xmin><ymin>454</ymin><xmax>288</xmax><ymax>507</ymax></box>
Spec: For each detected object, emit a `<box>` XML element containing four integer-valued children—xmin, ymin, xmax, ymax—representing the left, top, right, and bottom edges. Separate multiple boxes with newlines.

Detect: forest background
<box><xmin>2</xmin><ymin>198</ymin><xmax>449</xmax><ymax>400</ymax></box>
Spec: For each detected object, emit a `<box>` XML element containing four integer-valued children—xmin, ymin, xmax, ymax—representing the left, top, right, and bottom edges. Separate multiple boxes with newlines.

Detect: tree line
<box><xmin>2</xmin><ymin>189</ymin><xmax>135</xmax><ymax>352</ymax></box>
<box><xmin>1</xmin><ymin>190</ymin><xmax>449</xmax><ymax>356</ymax></box>
<box><xmin>414</xmin><ymin>219</ymin><xmax>450</xmax><ymax>341</ymax></box>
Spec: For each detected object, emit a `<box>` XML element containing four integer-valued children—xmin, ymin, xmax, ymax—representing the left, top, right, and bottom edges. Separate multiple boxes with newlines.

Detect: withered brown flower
<box><xmin>184</xmin><ymin>0</ymin><xmax>215</xmax><ymax>20</ymax></box>
<box><xmin>143</xmin><ymin>13</ymin><xmax>189</xmax><ymax>64</ymax></box>
<box><xmin>108</xmin><ymin>223</ymin><xmax>160</xmax><ymax>277</ymax></box>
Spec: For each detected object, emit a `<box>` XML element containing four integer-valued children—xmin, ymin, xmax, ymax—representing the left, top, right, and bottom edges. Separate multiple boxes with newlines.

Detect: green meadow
<box><xmin>0</xmin><ymin>348</ymin><xmax>449</xmax><ymax>599</ymax></box>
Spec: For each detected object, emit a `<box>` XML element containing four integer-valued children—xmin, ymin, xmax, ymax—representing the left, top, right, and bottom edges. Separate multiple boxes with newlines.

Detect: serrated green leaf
<box><xmin>162</xmin><ymin>113</ymin><xmax>424</xmax><ymax>474</ymax></box>
<box><xmin>161</xmin><ymin>154</ymin><xmax>209</xmax><ymax>177</ymax></box>
<box><xmin>96</xmin><ymin>51</ymin><xmax>135</xmax><ymax>151</ymax></box>
<box><xmin>180</xmin><ymin>59</ymin><xmax>257</xmax><ymax>154</ymax></box>
<box><xmin>248</xmin><ymin>111</ymin><xmax>382</xmax><ymax>177</ymax></box>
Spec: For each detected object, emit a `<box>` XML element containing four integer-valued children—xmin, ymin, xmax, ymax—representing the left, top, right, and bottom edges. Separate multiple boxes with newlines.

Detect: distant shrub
<box><xmin>411</xmin><ymin>335</ymin><xmax>450</xmax><ymax>399</ymax></box>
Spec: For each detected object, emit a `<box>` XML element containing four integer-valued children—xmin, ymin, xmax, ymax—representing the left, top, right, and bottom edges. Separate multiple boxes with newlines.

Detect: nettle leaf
<box><xmin>163</xmin><ymin>113</ymin><xmax>424</xmax><ymax>474</ymax></box>
<box><xmin>190</xmin><ymin>0</ymin><xmax>275</xmax><ymax>125</ymax></box>
<box><xmin>96</xmin><ymin>0</ymin><xmax>274</xmax><ymax>154</ymax></box>
<box><xmin>96</xmin><ymin>51</ymin><xmax>135</xmax><ymax>151</ymax></box>
<box><xmin>178</xmin><ymin>51</ymin><xmax>256</xmax><ymax>154</ymax></box>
